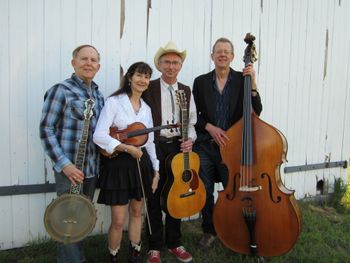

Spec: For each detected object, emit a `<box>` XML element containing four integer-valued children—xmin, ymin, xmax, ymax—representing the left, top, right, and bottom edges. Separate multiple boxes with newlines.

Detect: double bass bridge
<box><xmin>239</xmin><ymin>185</ymin><xmax>262</xmax><ymax>192</ymax></box>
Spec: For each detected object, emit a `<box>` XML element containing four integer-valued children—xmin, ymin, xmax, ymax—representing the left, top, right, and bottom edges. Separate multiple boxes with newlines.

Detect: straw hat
<box><xmin>154</xmin><ymin>41</ymin><xmax>187</xmax><ymax>71</ymax></box>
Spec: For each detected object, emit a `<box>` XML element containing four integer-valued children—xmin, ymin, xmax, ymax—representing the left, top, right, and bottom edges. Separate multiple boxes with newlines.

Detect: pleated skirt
<box><xmin>97</xmin><ymin>149</ymin><xmax>153</xmax><ymax>206</ymax></box>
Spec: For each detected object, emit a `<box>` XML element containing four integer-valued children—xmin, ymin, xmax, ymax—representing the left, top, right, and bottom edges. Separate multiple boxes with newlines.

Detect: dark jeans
<box><xmin>54</xmin><ymin>172</ymin><xmax>97</xmax><ymax>263</ymax></box>
<box><xmin>146</xmin><ymin>140</ymin><xmax>182</xmax><ymax>250</ymax></box>
<box><xmin>193</xmin><ymin>141</ymin><xmax>228</xmax><ymax>236</ymax></box>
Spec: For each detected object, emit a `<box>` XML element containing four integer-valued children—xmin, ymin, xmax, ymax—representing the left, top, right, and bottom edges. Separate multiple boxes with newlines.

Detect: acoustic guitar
<box><xmin>161</xmin><ymin>90</ymin><xmax>206</xmax><ymax>219</ymax></box>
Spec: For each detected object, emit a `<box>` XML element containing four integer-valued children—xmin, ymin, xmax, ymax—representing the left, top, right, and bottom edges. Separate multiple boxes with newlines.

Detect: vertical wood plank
<box><xmin>9</xmin><ymin>0</ymin><xmax>29</xmax><ymax>185</ymax></box>
<box><xmin>76</xmin><ymin>0</ymin><xmax>93</xmax><ymax>44</ymax></box>
<box><xmin>28</xmin><ymin>0</ymin><xmax>45</xmax><ymax>185</ymax></box>
<box><xmin>0</xmin><ymin>197</ymin><xmax>13</xmax><ymax>249</ymax></box>
<box><xmin>0</xmin><ymin>0</ymin><xmax>11</xmax><ymax>187</ymax></box>
<box><xmin>101</xmin><ymin>0</ymin><xmax>121</xmax><ymax>96</ymax></box>
<box><xmin>61</xmin><ymin>0</ymin><xmax>77</xmax><ymax>79</ymax></box>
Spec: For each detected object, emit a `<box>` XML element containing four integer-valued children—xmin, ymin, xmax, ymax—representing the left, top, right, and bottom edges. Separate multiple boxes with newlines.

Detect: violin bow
<box><xmin>136</xmin><ymin>158</ymin><xmax>152</xmax><ymax>235</ymax></box>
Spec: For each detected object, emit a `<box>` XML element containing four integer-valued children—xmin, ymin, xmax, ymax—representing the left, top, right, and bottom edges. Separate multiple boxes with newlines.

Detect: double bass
<box><xmin>213</xmin><ymin>33</ymin><xmax>302</xmax><ymax>257</ymax></box>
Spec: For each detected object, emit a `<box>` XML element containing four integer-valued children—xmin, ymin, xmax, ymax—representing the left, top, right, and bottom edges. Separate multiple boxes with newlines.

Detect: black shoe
<box><xmin>109</xmin><ymin>253</ymin><xmax>118</xmax><ymax>263</ymax></box>
<box><xmin>128</xmin><ymin>241</ymin><xmax>141</xmax><ymax>263</ymax></box>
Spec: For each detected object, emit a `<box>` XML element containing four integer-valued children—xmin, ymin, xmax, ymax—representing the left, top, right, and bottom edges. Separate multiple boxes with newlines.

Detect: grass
<box><xmin>1</xmin><ymin>201</ymin><xmax>350</xmax><ymax>263</ymax></box>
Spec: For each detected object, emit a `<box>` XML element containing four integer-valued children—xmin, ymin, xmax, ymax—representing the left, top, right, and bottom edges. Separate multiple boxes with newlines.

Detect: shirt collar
<box><xmin>160</xmin><ymin>77</ymin><xmax>178</xmax><ymax>90</ymax></box>
<box><xmin>71</xmin><ymin>73</ymin><xmax>98</xmax><ymax>90</ymax></box>
<box><xmin>212</xmin><ymin>70</ymin><xmax>233</xmax><ymax>83</ymax></box>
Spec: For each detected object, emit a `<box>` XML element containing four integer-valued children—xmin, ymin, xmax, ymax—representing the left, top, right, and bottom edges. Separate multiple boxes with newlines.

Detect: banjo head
<box><xmin>44</xmin><ymin>193</ymin><xmax>97</xmax><ymax>244</ymax></box>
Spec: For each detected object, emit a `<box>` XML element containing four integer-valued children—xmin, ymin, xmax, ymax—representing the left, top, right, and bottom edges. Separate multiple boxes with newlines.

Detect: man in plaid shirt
<box><xmin>39</xmin><ymin>44</ymin><xmax>104</xmax><ymax>263</ymax></box>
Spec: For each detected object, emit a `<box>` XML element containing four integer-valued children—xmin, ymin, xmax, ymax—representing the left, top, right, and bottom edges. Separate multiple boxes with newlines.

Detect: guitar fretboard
<box><xmin>181</xmin><ymin>108</ymin><xmax>190</xmax><ymax>171</ymax></box>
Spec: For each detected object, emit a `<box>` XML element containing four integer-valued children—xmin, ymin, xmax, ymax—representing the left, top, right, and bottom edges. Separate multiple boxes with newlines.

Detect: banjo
<box><xmin>44</xmin><ymin>99</ymin><xmax>97</xmax><ymax>244</ymax></box>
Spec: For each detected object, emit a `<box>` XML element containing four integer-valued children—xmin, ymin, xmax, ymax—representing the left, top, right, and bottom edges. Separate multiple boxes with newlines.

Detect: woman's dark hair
<box><xmin>110</xmin><ymin>62</ymin><xmax>153</xmax><ymax>97</ymax></box>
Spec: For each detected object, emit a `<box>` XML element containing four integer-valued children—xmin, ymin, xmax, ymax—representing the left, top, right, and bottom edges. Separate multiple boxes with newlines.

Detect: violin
<box><xmin>213</xmin><ymin>33</ymin><xmax>302</xmax><ymax>257</ymax></box>
<box><xmin>100</xmin><ymin>122</ymin><xmax>178</xmax><ymax>157</ymax></box>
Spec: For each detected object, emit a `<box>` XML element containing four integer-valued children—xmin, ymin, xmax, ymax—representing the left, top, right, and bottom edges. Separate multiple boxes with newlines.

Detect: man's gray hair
<box><xmin>212</xmin><ymin>37</ymin><xmax>234</xmax><ymax>54</ymax></box>
<box><xmin>72</xmin><ymin>45</ymin><xmax>100</xmax><ymax>61</ymax></box>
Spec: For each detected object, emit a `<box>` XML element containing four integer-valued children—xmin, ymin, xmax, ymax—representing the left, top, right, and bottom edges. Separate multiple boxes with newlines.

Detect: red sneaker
<box><xmin>147</xmin><ymin>250</ymin><xmax>161</xmax><ymax>263</ymax></box>
<box><xmin>168</xmin><ymin>246</ymin><xmax>192</xmax><ymax>262</ymax></box>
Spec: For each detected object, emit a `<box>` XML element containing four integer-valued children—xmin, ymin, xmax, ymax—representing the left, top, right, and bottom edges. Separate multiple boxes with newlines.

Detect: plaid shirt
<box><xmin>39</xmin><ymin>74</ymin><xmax>104</xmax><ymax>178</ymax></box>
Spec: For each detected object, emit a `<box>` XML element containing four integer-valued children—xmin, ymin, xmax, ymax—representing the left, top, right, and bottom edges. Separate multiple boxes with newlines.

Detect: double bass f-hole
<box><xmin>261</xmin><ymin>172</ymin><xmax>282</xmax><ymax>203</ymax></box>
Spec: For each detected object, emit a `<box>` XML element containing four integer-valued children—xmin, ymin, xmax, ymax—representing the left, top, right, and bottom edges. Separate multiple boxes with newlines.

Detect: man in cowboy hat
<box><xmin>142</xmin><ymin>41</ymin><xmax>197</xmax><ymax>263</ymax></box>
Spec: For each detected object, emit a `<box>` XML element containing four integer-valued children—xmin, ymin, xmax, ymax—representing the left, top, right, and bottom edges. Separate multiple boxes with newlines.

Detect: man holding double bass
<box><xmin>39</xmin><ymin>45</ymin><xmax>104</xmax><ymax>263</ymax></box>
<box><xmin>142</xmin><ymin>41</ymin><xmax>197</xmax><ymax>263</ymax></box>
<box><xmin>193</xmin><ymin>37</ymin><xmax>262</xmax><ymax>248</ymax></box>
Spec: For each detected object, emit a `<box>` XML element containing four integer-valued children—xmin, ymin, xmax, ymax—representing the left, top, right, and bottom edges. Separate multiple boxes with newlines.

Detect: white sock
<box><xmin>109</xmin><ymin>247</ymin><xmax>119</xmax><ymax>256</ymax></box>
<box><xmin>130</xmin><ymin>241</ymin><xmax>141</xmax><ymax>252</ymax></box>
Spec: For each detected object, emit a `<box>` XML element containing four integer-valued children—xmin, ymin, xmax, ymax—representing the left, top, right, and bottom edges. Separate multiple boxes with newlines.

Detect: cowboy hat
<box><xmin>154</xmin><ymin>41</ymin><xmax>187</xmax><ymax>71</ymax></box>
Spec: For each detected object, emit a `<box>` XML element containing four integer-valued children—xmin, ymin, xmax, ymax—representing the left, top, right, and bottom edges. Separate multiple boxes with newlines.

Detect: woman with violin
<box><xmin>93</xmin><ymin>62</ymin><xmax>160</xmax><ymax>263</ymax></box>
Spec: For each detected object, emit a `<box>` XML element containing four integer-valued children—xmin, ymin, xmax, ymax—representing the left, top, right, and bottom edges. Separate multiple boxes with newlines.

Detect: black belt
<box><xmin>158</xmin><ymin>136</ymin><xmax>181</xmax><ymax>144</ymax></box>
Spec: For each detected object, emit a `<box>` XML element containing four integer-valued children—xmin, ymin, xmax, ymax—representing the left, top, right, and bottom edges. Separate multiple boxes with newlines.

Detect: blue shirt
<box><xmin>39</xmin><ymin>74</ymin><xmax>104</xmax><ymax>178</ymax></box>
<box><xmin>213</xmin><ymin>72</ymin><xmax>232</xmax><ymax>130</ymax></box>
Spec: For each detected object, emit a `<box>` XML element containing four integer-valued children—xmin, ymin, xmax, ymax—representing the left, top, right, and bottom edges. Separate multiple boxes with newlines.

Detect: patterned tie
<box><xmin>168</xmin><ymin>85</ymin><xmax>175</xmax><ymax>123</ymax></box>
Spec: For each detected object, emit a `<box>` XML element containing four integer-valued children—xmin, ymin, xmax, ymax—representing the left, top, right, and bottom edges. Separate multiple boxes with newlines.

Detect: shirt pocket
<box><xmin>69</xmin><ymin>99</ymin><xmax>85</xmax><ymax>120</ymax></box>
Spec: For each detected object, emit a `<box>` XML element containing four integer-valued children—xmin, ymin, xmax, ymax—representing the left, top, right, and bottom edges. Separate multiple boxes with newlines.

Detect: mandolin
<box><xmin>161</xmin><ymin>90</ymin><xmax>206</xmax><ymax>219</ymax></box>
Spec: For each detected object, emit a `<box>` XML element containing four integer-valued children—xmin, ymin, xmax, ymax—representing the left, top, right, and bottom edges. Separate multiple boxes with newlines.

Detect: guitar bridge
<box><xmin>180</xmin><ymin>191</ymin><xmax>195</xmax><ymax>198</ymax></box>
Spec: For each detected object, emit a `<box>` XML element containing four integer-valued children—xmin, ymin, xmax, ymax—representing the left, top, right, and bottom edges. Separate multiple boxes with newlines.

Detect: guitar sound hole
<box><xmin>182</xmin><ymin>170</ymin><xmax>192</xmax><ymax>183</ymax></box>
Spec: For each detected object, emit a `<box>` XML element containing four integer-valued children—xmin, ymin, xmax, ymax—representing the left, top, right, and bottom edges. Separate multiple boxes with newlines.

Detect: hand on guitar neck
<box><xmin>180</xmin><ymin>137</ymin><xmax>194</xmax><ymax>153</ymax></box>
<box><xmin>63</xmin><ymin>164</ymin><xmax>84</xmax><ymax>185</ymax></box>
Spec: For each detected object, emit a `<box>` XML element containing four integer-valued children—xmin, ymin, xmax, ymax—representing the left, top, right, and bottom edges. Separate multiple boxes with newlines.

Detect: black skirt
<box><xmin>97</xmin><ymin>149</ymin><xmax>153</xmax><ymax>206</ymax></box>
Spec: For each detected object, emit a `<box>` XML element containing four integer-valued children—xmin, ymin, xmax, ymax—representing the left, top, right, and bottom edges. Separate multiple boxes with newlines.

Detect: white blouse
<box><xmin>159</xmin><ymin>78</ymin><xmax>197</xmax><ymax>140</ymax></box>
<box><xmin>93</xmin><ymin>93</ymin><xmax>159</xmax><ymax>171</ymax></box>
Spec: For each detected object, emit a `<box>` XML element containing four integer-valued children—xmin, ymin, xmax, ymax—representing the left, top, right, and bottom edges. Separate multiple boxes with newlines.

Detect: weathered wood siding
<box><xmin>0</xmin><ymin>0</ymin><xmax>349</xmax><ymax>249</ymax></box>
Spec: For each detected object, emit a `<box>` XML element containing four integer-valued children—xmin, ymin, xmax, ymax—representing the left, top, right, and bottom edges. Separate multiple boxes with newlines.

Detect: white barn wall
<box><xmin>0</xmin><ymin>0</ymin><xmax>349</xmax><ymax>249</ymax></box>
<box><xmin>0</xmin><ymin>0</ymin><xmax>120</xmax><ymax>250</ymax></box>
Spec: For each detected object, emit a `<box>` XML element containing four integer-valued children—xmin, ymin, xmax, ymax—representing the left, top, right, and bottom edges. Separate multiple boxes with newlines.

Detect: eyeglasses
<box><xmin>160</xmin><ymin>60</ymin><xmax>182</xmax><ymax>67</ymax></box>
<box><xmin>213</xmin><ymin>50</ymin><xmax>233</xmax><ymax>55</ymax></box>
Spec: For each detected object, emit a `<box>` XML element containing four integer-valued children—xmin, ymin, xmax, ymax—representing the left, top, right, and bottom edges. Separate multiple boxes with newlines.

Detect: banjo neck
<box><xmin>71</xmin><ymin>98</ymin><xmax>95</xmax><ymax>194</ymax></box>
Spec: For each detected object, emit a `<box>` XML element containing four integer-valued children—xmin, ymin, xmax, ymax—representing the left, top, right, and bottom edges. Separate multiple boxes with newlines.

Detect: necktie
<box><xmin>168</xmin><ymin>85</ymin><xmax>175</xmax><ymax>123</ymax></box>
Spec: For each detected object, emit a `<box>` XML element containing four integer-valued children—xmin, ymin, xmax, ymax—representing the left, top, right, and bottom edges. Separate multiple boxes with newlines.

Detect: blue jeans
<box><xmin>194</xmin><ymin>141</ymin><xmax>228</xmax><ymax>235</ymax></box>
<box><xmin>54</xmin><ymin>172</ymin><xmax>97</xmax><ymax>263</ymax></box>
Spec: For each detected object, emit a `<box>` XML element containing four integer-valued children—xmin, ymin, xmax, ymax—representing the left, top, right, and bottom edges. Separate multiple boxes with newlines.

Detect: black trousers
<box><xmin>146</xmin><ymin>140</ymin><xmax>182</xmax><ymax>250</ymax></box>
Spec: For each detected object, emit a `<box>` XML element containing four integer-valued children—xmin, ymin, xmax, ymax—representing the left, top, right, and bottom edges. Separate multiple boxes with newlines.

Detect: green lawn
<box><xmin>1</xmin><ymin>201</ymin><xmax>350</xmax><ymax>263</ymax></box>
